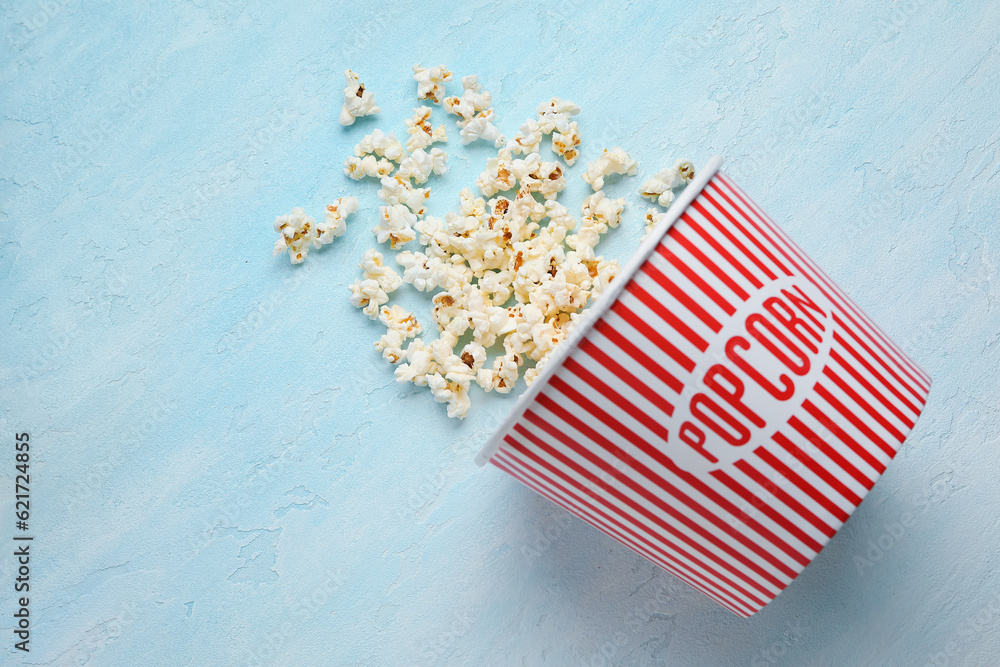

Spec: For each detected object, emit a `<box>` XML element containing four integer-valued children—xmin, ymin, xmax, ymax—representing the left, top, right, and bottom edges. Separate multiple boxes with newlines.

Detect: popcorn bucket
<box><xmin>475</xmin><ymin>155</ymin><xmax>931</xmax><ymax>617</ymax></box>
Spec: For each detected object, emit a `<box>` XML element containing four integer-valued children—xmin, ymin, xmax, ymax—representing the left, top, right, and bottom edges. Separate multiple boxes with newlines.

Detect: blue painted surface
<box><xmin>1</xmin><ymin>1</ymin><xmax>999</xmax><ymax>664</ymax></box>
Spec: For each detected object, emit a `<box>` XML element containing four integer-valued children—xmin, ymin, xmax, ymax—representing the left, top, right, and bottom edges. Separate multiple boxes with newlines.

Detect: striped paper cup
<box><xmin>475</xmin><ymin>155</ymin><xmax>931</xmax><ymax>617</ymax></box>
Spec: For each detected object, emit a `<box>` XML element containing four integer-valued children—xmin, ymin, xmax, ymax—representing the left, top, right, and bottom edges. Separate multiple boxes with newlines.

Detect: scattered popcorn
<box><xmin>373</xmin><ymin>204</ymin><xmax>417</xmax><ymax>249</ymax></box>
<box><xmin>582</xmin><ymin>147</ymin><xmax>638</xmax><ymax>191</ymax></box>
<box><xmin>397</xmin><ymin>147</ymin><xmax>448</xmax><ymax>184</ymax></box>
<box><xmin>317</xmin><ymin>196</ymin><xmax>360</xmax><ymax>245</ymax></box>
<box><xmin>339</xmin><ymin>69</ymin><xmax>381</xmax><ymax>126</ymax></box>
<box><xmin>404</xmin><ymin>106</ymin><xmax>449</xmax><ymax>152</ymax></box>
<box><xmin>354</xmin><ymin>129</ymin><xmax>405</xmax><ymax>162</ymax></box>
<box><xmin>639</xmin><ymin>158</ymin><xmax>694</xmax><ymax>207</ymax></box>
<box><xmin>345</xmin><ymin>154</ymin><xmax>394</xmax><ymax>180</ymax></box>
<box><xmin>273</xmin><ymin>207</ymin><xmax>316</xmax><ymax>264</ymax></box>
<box><xmin>321</xmin><ymin>69</ymin><xmax>657</xmax><ymax>419</ymax></box>
<box><xmin>412</xmin><ymin>64</ymin><xmax>453</xmax><ymax>105</ymax></box>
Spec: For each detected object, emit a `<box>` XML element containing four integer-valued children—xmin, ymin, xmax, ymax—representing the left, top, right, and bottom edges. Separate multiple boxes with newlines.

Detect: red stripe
<box><xmin>612</xmin><ymin>302</ymin><xmax>696</xmax><ymax>372</ymax></box>
<box><xmin>692</xmin><ymin>197</ymin><xmax>779</xmax><ymax>281</ymax></box>
<box><xmin>593</xmin><ymin>319</ymin><xmax>684</xmax><ymax>394</ymax></box>
<box><xmin>515</xmin><ymin>414</ymin><xmax>780</xmax><ymax>596</ymax></box>
<box><xmin>541</xmin><ymin>381</ymin><xmax>800</xmax><ymax>578</ymax></box>
<box><xmin>626</xmin><ymin>282</ymin><xmax>708</xmax><ymax>351</ymax></box>
<box><xmin>496</xmin><ymin>443</ymin><xmax>761</xmax><ymax>613</ymax></box>
<box><xmin>716</xmin><ymin>173</ymin><xmax>930</xmax><ymax>394</ymax></box>
<box><xmin>830</xmin><ymin>348</ymin><xmax>915</xmax><ymax>429</ymax></box>
<box><xmin>562</xmin><ymin>357</ymin><xmax>672</xmax><ymax>444</ymax></box>
<box><xmin>494</xmin><ymin>454</ymin><xmax>753</xmax><ymax>615</ymax></box>
<box><xmin>814</xmin><ymin>383</ymin><xmax>896</xmax><ymax>458</ymax></box>
<box><xmin>834</xmin><ymin>332</ymin><xmax>919</xmax><ymax>415</ymax></box>
<box><xmin>683</xmin><ymin>207</ymin><xmax>766</xmax><ymax>288</ymax></box>
<box><xmin>833</xmin><ymin>313</ymin><xmax>925</xmax><ymax>404</ymax></box>
<box><xmin>657</xmin><ymin>245</ymin><xmax>736</xmax><ymax>315</ymax></box>
<box><xmin>578</xmin><ymin>339</ymin><xmax>676</xmax><ymax>416</ymax></box>
<box><xmin>788</xmin><ymin>416</ymin><xmax>874</xmax><ymax>490</ymax></box>
<box><xmin>702</xmin><ymin>184</ymin><xmax>792</xmax><ymax>277</ymax></box>
<box><xmin>802</xmin><ymin>400</ymin><xmax>886</xmax><ymax>474</ymax></box>
<box><xmin>641</xmin><ymin>261</ymin><xmax>722</xmax><ymax>332</ymax></box>
<box><xmin>709</xmin><ymin>469</ymin><xmax>823</xmax><ymax>553</ymax></box>
<box><xmin>772</xmin><ymin>431</ymin><xmax>862</xmax><ymax>505</ymax></box>
<box><xmin>823</xmin><ymin>366</ymin><xmax>906</xmax><ymax>443</ymax></box>
<box><xmin>553</xmin><ymin>368</ymin><xmax>810</xmax><ymax>567</ymax></box>
<box><xmin>733</xmin><ymin>460</ymin><xmax>836</xmax><ymax>538</ymax></box>
<box><xmin>528</xmin><ymin>395</ymin><xmax>791</xmax><ymax>589</ymax></box>
<box><xmin>671</xmin><ymin>228</ymin><xmax>751</xmax><ymax>301</ymax></box>
<box><xmin>755</xmin><ymin>447</ymin><xmax>849</xmax><ymax>523</ymax></box>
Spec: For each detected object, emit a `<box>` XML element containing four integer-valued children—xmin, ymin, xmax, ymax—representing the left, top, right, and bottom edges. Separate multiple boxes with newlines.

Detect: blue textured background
<box><xmin>2</xmin><ymin>1</ymin><xmax>999</xmax><ymax>665</ymax></box>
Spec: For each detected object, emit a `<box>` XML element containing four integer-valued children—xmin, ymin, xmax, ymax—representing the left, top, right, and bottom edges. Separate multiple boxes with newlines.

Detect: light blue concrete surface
<box><xmin>1</xmin><ymin>1</ymin><xmax>999</xmax><ymax>665</ymax></box>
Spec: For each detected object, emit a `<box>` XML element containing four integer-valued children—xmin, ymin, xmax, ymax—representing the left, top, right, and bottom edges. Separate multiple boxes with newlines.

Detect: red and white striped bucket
<box><xmin>476</xmin><ymin>155</ymin><xmax>931</xmax><ymax>617</ymax></box>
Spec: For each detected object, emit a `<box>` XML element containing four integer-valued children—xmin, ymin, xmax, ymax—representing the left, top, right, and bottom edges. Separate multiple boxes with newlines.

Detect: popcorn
<box><xmin>551</xmin><ymin>121</ymin><xmax>581</xmax><ymax>165</ymax></box>
<box><xmin>348</xmin><ymin>278</ymin><xmax>389</xmax><ymax>319</ymax></box>
<box><xmin>581</xmin><ymin>191</ymin><xmax>626</xmax><ymax>229</ymax></box>
<box><xmin>412</xmin><ymin>64</ymin><xmax>454</xmax><ymax>105</ymax></box>
<box><xmin>394</xmin><ymin>338</ymin><xmax>437</xmax><ymax>385</ymax></box>
<box><xmin>404</xmin><ymin>107</ymin><xmax>449</xmax><ymax>152</ymax></box>
<box><xmin>459</xmin><ymin>111</ymin><xmax>506</xmax><ymax>148</ymax></box>
<box><xmin>536</xmin><ymin>97</ymin><xmax>581</xmax><ymax>134</ymax></box>
<box><xmin>354</xmin><ymin>129</ymin><xmax>405</xmax><ymax>162</ymax></box>
<box><xmin>359</xmin><ymin>248</ymin><xmax>403</xmax><ymax>293</ymax></box>
<box><xmin>377</xmin><ymin>176</ymin><xmax>430</xmax><ymax>215</ymax></box>
<box><xmin>317</xmin><ymin>196</ymin><xmax>359</xmax><ymax>245</ymax></box>
<box><xmin>272</xmin><ymin>207</ymin><xmax>316</xmax><ymax>264</ymax></box>
<box><xmin>643</xmin><ymin>207</ymin><xmax>669</xmax><ymax>241</ymax></box>
<box><xmin>397</xmin><ymin>147</ymin><xmax>448</xmax><ymax>184</ymax></box>
<box><xmin>335</xmin><ymin>77</ymin><xmax>640</xmax><ymax>420</ymax></box>
<box><xmin>339</xmin><ymin>69</ymin><xmax>381</xmax><ymax>126</ymax></box>
<box><xmin>509</xmin><ymin>119</ymin><xmax>543</xmax><ymax>156</ymax></box>
<box><xmin>476</xmin><ymin>148</ymin><xmax>517</xmax><ymax>196</ymax></box>
<box><xmin>444</xmin><ymin>75</ymin><xmax>494</xmax><ymax>126</ymax></box>
<box><xmin>373</xmin><ymin>204</ymin><xmax>417</xmax><ymax>249</ymax></box>
<box><xmin>345</xmin><ymin>154</ymin><xmax>394</xmax><ymax>180</ymax></box>
<box><xmin>638</xmin><ymin>159</ymin><xmax>691</xmax><ymax>207</ymax></box>
<box><xmin>582</xmin><ymin>147</ymin><xmax>638</xmax><ymax>190</ymax></box>
<box><xmin>374</xmin><ymin>305</ymin><xmax>422</xmax><ymax>363</ymax></box>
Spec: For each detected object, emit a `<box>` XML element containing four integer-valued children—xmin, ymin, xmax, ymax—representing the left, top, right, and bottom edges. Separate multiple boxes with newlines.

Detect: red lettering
<box><xmin>679</xmin><ymin>421</ymin><xmax>718</xmax><ymax>463</ymax></box>
<box><xmin>726</xmin><ymin>336</ymin><xmax>794</xmax><ymax>400</ymax></box>
<box><xmin>764</xmin><ymin>296</ymin><xmax>820</xmax><ymax>353</ymax></box>
<box><xmin>747</xmin><ymin>313</ymin><xmax>810</xmax><ymax>376</ymax></box>
<box><xmin>704</xmin><ymin>364</ymin><xmax>766</xmax><ymax>427</ymax></box>
<box><xmin>781</xmin><ymin>285</ymin><xmax>826</xmax><ymax>332</ymax></box>
<box><xmin>691</xmin><ymin>393</ymin><xmax>751</xmax><ymax>446</ymax></box>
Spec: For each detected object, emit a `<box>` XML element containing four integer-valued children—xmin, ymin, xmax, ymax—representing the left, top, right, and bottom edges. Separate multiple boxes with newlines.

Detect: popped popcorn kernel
<box><xmin>345</xmin><ymin>154</ymin><xmax>394</xmax><ymax>180</ymax></box>
<box><xmin>582</xmin><ymin>147</ymin><xmax>638</xmax><ymax>191</ymax></box>
<box><xmin>373</xmin><ymin>204</ymin><xmax>417</xmax><ymax>249</ymax></box>
<box><xmin>339</xmin><ymin>69</ymin><xmax>381</xmax><ymax>126</ymax></box>
<box><xmin>377</xmin><ymin>176</ymin><xmax>430</xmax><ymax>216</ymax></box>
<box><xmin>273</xmin><ymin>207</ymin><xmax>317</xmax><ymax>264</ymax></box>
<box><xmin>354</xmin><ymin>129</ymin><xmax>405</xmax><ymax>162</ymax></box>
<box><xmin>348</xmin><ymin>278</ymin><xmax>389</xmax><ymax>319</ymax></box>
<box><xmin>639</xmin><ymin>159</ymin><xmax>693</xmax><ymax>206</ymax></box>
<box><xmin>412</xmin><ymin>64</ymin><xmax>454</xmax><ymax>105</ymax></box>
<box><xmin>404</xmin><ymin>106</ymin><xmax>449</xmax><ymax>153</ymax></box>
<box><xmin>551</xmin><ymin>121</ymin><xmax>581</xmax><ymax>165</ymax></box>
<box><xmin>317</xmin><ymin>196</ymin><xmax>359</xmax><ymax>245</ymax></box>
